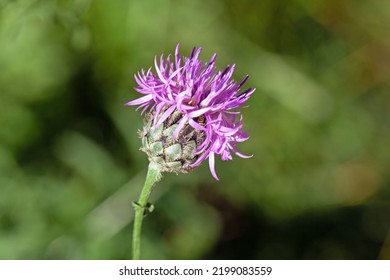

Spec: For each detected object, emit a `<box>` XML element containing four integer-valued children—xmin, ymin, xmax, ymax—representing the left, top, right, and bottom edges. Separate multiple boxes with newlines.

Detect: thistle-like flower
<box><xmin>126</xmin><ymin>45</ymin><xmax>255</xmax><ymax>180</ymax></box>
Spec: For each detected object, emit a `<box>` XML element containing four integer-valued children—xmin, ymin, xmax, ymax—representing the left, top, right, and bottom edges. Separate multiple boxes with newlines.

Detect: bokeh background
<box><xmin>1</xmin><ymin>0</ymin><xmax>389</xmax><ymax>259</ymax></box>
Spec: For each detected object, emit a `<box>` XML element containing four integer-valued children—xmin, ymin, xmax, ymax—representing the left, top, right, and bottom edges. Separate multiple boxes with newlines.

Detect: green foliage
<box><xmin>0</xmin><ymin>0</ymin><xmax>389</xmax><ymax>259</ymax></box>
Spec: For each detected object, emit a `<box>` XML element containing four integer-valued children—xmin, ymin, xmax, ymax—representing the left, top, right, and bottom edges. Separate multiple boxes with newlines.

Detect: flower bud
<box><xmin>140</xmin><ymin>107</ymin><xmax>205</xmax><ymax>174</ymax></box>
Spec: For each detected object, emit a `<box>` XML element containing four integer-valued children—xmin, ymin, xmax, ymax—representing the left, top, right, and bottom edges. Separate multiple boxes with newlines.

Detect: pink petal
<box><xmin>125</xmin><ymin>94</ymin><xmax>153</xmax><ymax>106</ymax></box>
<box><xmin>232</xmin><ymin>146</ymin><xmax>253</xmax><ymax>158</ymax></box>
<box><xmin>154</xmin><ymin>56</ymin><xmax>167</xmax><ymax>84</ymax></box>
<box><xmin>208</xmin><ymin>152</ymin><xmax>219</xmax><ymax>181</ymax></box>
<box><xmin>188</xmin><ymin>107</ymin><xmax>210</xmax><ymax>118</ymax></box>
<box><xmin>188</xmin><ymin>118</ymin><xmax>206</xmax><ymax>131</ymax></box>
<box><xmin>173</xmin><ymin>115</ymin><xmax>188</xmax><ymax>140</ymax></box>
<box><xmin>153</xmin><ymin>102</ymin><xmax>166</xmax><ymax>126</ymax></box>
<box><xmin>156</xmin><ymin>105</ymin><xmax>176</xmax><ymax>126</ymax></box>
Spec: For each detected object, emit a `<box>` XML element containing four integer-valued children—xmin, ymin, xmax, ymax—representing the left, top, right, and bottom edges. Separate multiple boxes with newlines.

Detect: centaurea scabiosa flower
<box><xmin>127</xmin><ymin>45</ymin><xmax>255</xmax><ymax>259</ymax></box>
<box><xmin>126</xmin><ymin>44</ymin><xmax>255</xmax><ymax>180</ymax></box>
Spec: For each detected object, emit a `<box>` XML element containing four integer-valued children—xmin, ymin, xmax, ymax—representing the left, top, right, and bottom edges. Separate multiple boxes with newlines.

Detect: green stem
<box><xmin>132</xmin><ymin>162</ymin><xmax>162</xmax><ymax>260</ymax></box>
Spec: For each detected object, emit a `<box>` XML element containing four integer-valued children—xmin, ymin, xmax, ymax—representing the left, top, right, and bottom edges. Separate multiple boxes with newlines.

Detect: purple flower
<box><xmin>126</xmin><ymin>45</ymin><xmax>255</xmax><ymax>180</ymax></box>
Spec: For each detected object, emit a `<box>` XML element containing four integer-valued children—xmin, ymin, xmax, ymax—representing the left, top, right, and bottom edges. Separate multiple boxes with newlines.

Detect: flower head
<box><xmin>126</xmin><ymin>45</ymin><xmax>255</xmax><ymax>180</ymax></box>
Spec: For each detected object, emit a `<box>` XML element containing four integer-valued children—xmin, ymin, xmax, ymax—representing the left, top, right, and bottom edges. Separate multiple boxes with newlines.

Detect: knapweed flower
<box><xmin>126</xmin><ymin>45</ymin><xmax>255</xmax><ymax>180</ymax></box>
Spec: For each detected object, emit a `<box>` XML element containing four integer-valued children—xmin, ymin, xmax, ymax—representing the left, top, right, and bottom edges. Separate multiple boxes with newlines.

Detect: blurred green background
<box><xmin>0</xmin><ymin>0</ymin><xmax>389</xmax><ymax>259</ymax></box>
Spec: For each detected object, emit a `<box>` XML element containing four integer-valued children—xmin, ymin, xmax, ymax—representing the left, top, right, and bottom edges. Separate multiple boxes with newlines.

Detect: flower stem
<box><xmin>132</xmin><ymin>162</ymin><xmax>162</xmax><ymax>260</ymax></box>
